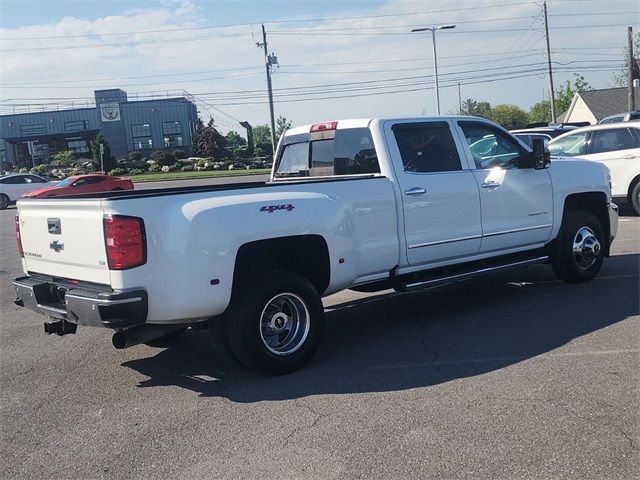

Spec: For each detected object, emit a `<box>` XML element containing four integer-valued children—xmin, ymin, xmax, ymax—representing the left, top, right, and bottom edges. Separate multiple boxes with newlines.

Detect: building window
<box><xmin>65</xmin><ymin>120</ymin><xmax>89</xmax><ymax>132</ymax></box>
<box><xmin>132</xmin><ymin>123</ymin><xmax>153</xmax><ymax>150</ymax></box>
<box><xmin>162</xmin><ymin>121</ymin><xmax>183</xmax><ymax>148</ymax></box>
<box><xmin>67</xmin><ymin>140</ymin><xmax>89</xmax><ymax>154</ymax></box>
<box><xmin>20</xmin><ymin>124</ymin><xmax>46</xmax><ymax>136</ymax></box>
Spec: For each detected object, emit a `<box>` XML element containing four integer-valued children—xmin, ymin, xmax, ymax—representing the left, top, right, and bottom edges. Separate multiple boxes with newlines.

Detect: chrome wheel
<box><xmin>572</xmin><ymin>226</ymin><xmax>601</xmax><ymax>270</ymax></box>
<box><xmin>259</xmin><ymin>293</ymin><xmax>310</xmax><ymax>356</ymax></box>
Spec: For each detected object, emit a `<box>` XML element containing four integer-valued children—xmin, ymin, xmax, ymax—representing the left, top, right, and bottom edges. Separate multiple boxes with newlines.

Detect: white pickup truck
<box><xmin>13</xmin><ymin>117</ymin><xmax>618</xmax><ymax>374</ymax></box>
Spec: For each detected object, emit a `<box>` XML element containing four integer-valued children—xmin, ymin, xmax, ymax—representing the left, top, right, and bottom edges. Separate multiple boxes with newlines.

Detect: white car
<box><xmin>548</xmin><ymin>121</ymin><xmax>640</xmax><ymax>214</ymax></box>
<box><xmin>0</xmin><ymin>174</ymin><xmax>58</xmax><ymax>210</ymax></box>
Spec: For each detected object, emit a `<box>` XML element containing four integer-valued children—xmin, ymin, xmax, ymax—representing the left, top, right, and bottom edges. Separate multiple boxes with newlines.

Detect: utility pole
<box><xmin>543</xmin><ymin>1</ymin><xmax>556</xmax><ymax>123</ymax></box>
<box><xmin>628</xmin><ymin>26</ymin><xmax>636</xmax><ymax>111</ymax></box>
<box><xmin>457</xmin><ymin>82</ymin><xmax>462</xmax><ymax>114</ymax></box>
<box><xmin>257</xmin><ymin>24</ymin><xmax>278</xmax><ymax>156</ymax></box>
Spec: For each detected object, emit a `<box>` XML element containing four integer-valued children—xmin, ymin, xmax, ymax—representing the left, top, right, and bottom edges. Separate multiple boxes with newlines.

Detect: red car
<box><xmin>22</xmin><ymin>174</ymin><xmax>134</xmax><ymax>198</ymax></box>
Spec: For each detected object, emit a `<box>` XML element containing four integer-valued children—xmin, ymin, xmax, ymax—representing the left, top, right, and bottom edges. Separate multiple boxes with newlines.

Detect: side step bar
<box><xmin>397</xmin><ymin>256</ymin><xmax>549</xmax><ymax>292</ymax></box>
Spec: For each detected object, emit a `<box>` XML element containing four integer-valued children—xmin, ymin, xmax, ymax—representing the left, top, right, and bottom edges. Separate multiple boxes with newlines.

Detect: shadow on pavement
<box><xmin>122</xmin><ymin>254</ymin><xmax>639</xmax><ymax>402</ymax></box>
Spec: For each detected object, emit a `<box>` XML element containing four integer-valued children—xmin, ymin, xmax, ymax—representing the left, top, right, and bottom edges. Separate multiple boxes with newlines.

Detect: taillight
<box><xmin>310</xmin><ymin>121</ymin><xmax>338</xmax><ymax>132</ymax></box>
<box><xmin>15</xmin><ymin>215</ymin><xmax>24</xmax><ymax>258</ymax></box>
<box><xmin>103</xmin><ymin>215</ymin><xmax>146</xmax><ymax>270</ymax></box>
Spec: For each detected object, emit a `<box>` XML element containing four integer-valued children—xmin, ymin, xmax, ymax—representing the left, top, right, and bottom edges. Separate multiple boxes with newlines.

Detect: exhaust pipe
<box><xmin>112</xmin><ymin>324</ymin><xmax>185</xmax><ymax>349</ymax></box>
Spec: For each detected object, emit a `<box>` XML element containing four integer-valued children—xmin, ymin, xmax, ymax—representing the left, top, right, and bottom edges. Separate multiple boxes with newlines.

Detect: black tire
<box><xmin>112</xmin><ymin>187</ymin><xmax>124</xmax><ymax>191</ymax></box>
<box><xmin>223</xmin><ymin>271</ymin><xmax>324</xmax><ymax>375</ymax></box>
<box><xmin>551</xmin><ymin>211</ymin><xmax>605</xmax><ymax>283</ymax></box>
<box><xmin>144</xmin><ymin>327</ymin><xmax>187</xmax><ymax>347</ymax></box>
<box><xmin>630</xmin><ymin>182</ymin><xmax>640</xmax><ymax>216</ymax></box>
<box><xmin>0</xmin><ymin>194</ymin><xmax>9</xmax><ymax>210</ymax></box>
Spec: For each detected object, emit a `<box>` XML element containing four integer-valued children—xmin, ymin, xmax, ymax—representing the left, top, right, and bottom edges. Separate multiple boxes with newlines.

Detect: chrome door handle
<box><xmin>404</xmin><ymin>187</ymin><xmax>427</xmax><ymax>196</ymax></box>
<box><xmin>622</xmin><ymin>155</ymin><xmax>637</xmax><ymax>159</ymax></box>
<box><xmin>481</xmin><ymin>181</ymin><xmax>500</xmax><ymax>188</ymax></box>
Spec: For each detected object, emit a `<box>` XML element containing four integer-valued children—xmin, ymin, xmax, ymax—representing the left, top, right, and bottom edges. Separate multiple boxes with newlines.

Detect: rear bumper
<box><xmin>12</xmin><ymin>276</ymin><xmax>147</xmax><ymax>329</ymax></box>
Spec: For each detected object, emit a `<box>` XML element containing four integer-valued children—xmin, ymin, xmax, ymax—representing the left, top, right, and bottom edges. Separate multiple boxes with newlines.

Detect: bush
<box><xmin>129</xmin><ymin>168</ymin><xmax>145</xmax><ymax>176</ymax></box>
<box><xmin>150</xmin><ymin>150</ymin><xmax>176</xmax><ymax>167</ymax></box>
<box><xmin>108</xmin><ymin>167</ymin><xmax>128</xmax><ymax>176</ymax></box>
<box><xmin>52</xmin><ymin>150</ymin><xmax>76</xmax><ymax>168</ymax></box>
<box><xmin>169</xmin><ymin>162</ymin><xmax>182</xmax><ymax>171</ymax></box>
<box><xmin>19</xmin><ymin>167</ymin><xmax>29</xmax><ymax>173</ymax></box>
<box><xmin>128</xmin><ymin>151</ymin><xmax>143</xmax><ymax>162</ymax></box>
<box><xmin>173</xmin><ymin>149</ymin><xmax>187</xmax><ymax>160</ymax></box>
<box><xmin>180</xmin><ymin>164</ymin><xmax>194</xmax><ymax>172</ymax></box>
<box><xmin>30</xmin><ymin>165</ymin><xmax>48</xmax><ymax>175</ymax></box>
<box><xmin>148</xmin><ymin>163</ymin><xmax>162</xmax><ymax>172</ymax></box>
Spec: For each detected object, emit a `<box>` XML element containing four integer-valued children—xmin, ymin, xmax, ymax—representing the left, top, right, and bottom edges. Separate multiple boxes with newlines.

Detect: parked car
<box><xmin>598</xmin><ymin>111</ymin><xmax>640</xmax><ymax>124</ymax></box>
<box><xmin>0</xmin><ymin>174</ymin><xmax>58</xmax><ymax>209</ymax></box>
<box><xmin>13</xmin><ymin>117</ymin><xmax>617</xmax><ymax>374</ymax></box>
<box><xmin>510</xmin><ymin>126</ymin><xmax>578</xmax><ymax>148</ymax></box>
<box><xmin>22</xmin><ymin>174</ymin><xmax>133</xmax><ymax>199</ymax></box>
<box><xmin>548</xmin><ymin>121</ymin><xmax>640</xmax><ymax>214</ymax></box>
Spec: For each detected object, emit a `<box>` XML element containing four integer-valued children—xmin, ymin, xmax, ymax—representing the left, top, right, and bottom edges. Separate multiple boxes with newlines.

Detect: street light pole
<box><xmin>411</xmin><ymin>24</ymin><xmax>456</xmax><ymax>115</ymax></box>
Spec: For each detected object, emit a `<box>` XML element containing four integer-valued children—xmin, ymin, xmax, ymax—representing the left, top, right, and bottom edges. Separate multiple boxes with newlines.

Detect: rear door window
<box><xmin>590</xmin><ymin>128</ymin><xmax>638</xmax><ymax>154</ymax></box>
<box><xmin>275</xmin><ymin>127</ymin><xmax>379</xmax><ymax>178</ymax></box>
<box><xmin>392</xmin><ymin>122</ymin><xmax>462</xmax><ymax>173</ymax></box>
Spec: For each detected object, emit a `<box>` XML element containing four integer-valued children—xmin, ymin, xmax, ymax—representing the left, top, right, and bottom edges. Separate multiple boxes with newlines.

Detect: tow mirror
<box><xmin>532</xmin><ymin>138</ymin><xmax>550</xmax><ymax>169</ymax></box>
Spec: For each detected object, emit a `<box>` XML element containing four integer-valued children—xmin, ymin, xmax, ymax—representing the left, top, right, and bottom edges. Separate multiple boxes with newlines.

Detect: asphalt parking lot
<box><xmin>0</xmin><ymin>189</ymin><xmax>638</xmax><ymax>479</ymax></box>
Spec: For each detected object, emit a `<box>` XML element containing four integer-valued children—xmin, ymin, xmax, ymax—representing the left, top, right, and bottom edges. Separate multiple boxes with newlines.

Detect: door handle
<box><xmin>481</xmin><ymin>181</ymin><xmax>500</xmax><ymax>188</ymax></box>
<box><xmin>622</xmin><ymin>155</ymin><xmax>637</xmax><ymax>159</ymax></box>
<box><xmin>404</xmin><ymin>187</ymin><xmax>427</xmax><ymax>196</ymax></box>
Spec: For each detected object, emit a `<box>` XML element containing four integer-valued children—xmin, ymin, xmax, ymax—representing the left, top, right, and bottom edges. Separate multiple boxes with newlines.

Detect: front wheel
<box><xmin>223</xmin><ymin>271</ymin><xmax>324</xmax><ymax>375</ymax></box>
<box><xmin>551</xmin><ymin>211</ymin><xmax>605</xmax><ymax>283</ymax></box>
<box><xmin>630</xmin><ymin>182</ymin><xmax>640</xmax><ymax>216</ymax></box>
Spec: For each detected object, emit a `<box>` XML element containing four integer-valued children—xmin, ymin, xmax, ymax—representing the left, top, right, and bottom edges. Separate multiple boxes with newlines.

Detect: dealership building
<box><xmin>0</xmin><ymin>88</ymin><xmax>199</xmax><ymax>170</ymax></box>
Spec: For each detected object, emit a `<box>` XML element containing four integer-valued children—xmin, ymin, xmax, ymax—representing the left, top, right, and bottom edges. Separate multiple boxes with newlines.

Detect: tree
<box><xmin>555</xmin><ymin>74</ymin><xmax>591</xmax><ymax>115</ymax></box>
<box><xmin>225</xmin><ymin>131</ymin><xmax>247</xmax><ymax>149</ymax></box>
<box><xmin>51</xmin><ymin>150</ymin><xmax>76</xmax><ymax>168</ymax></box>
<box><xmin>253</xmin><ymin>124</ymin><xmax>273</xmax><ymax>157</ymax></box>
<box><xmin>461</xmin><ymin>99</ymin><xmax>492</xmax><ymax>119</ymax></box>
<box><xmin>276</xmin><ymin>115</ymin><xmax>292</xmax><ymax>140</ymax></box>
<box><xmin>191</xmin><ymin>118</ymin><xmax>204</xmax><ymax>156</ymax></box>
<box><xmin>90</xmin><ymin>134</ymin><xmax>115</xmax><ymax>172</ymax></box>
<box><xmin>528</xmin><ymin>100</ymin><xmax>551</xmax><ymax>124</ymax></box>
<box><xmin>197</xmin><ymin>118</ymin><xmax>226</xmax><ymax>159</ymax></box>
<box><xmin>490</xmin><ymin>104</ymin><xmax>529</xmax><ymax>129</ymax></box>
<box><xmin>612</xmin><ymin>32</ymin><xmax>640</xmax><ymax>87</ymax></box>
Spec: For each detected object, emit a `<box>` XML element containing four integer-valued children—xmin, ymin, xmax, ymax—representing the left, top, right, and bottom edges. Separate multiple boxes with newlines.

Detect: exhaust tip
<box><xmin>112</xmin><ymin>331</ymin><xmax>127</xmax><ymax>349</ymax></box>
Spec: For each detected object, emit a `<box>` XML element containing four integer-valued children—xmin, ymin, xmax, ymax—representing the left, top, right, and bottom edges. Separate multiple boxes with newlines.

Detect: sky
<box><xmin>0</xmin><ymin>0</ymin><xmax>639</xmax><ymax>134</ymax></box>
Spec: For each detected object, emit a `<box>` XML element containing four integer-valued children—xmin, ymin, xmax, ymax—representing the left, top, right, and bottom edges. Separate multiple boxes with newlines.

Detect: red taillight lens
<box><xmin>310</xmin><ymin>121</ymin><xmax>338</xmax><ymax>132</ymax></box>
<box><xmin>103</xmin><ymin>215</ymin><xmax>146</xmax><ymax>270</ymax></box>
<box><xmin>15</xmin><ymin>215</ymin><xmax>24</xmax><ymax>258</ymax></box>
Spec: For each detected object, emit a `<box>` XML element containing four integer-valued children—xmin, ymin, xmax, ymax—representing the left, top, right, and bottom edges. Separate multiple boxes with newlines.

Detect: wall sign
<box><xmin>100</xmin><ymin>103</ymin><xmax>121</xmax><ymax>122</ymax></box>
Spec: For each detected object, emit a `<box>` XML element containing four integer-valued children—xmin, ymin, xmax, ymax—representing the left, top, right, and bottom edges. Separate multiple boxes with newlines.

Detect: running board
<box><xmin>397</xmin><ymin>255</ymin><xmax>549</xmax><ymax>292</ymax></box>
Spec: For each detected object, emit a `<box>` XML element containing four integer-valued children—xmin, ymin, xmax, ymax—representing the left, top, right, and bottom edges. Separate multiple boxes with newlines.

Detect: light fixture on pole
<box><xmin>411</xmin><ymin>24</ymin><xmax>456</xmax><ymax>115</ymax></box>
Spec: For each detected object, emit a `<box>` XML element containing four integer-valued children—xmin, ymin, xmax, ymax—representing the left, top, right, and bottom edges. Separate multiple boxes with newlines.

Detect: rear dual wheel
<box><xmin>212</xmin><ymin>271</ymin><xmax>324</xmax><ymax>375</ymax></box>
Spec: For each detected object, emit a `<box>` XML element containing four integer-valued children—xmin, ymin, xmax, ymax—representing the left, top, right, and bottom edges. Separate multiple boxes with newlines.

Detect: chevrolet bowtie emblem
<box><xmin>49</xmin><ymin>240</ymin><xmax>64</xmax><ymax>252</ymax></box>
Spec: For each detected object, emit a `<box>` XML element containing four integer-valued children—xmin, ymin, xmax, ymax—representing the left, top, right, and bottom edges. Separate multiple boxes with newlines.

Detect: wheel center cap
<box><xmin>272</xmin><ymin>313</ymin><xmax>287</xmax><ymax>330</ymax></box>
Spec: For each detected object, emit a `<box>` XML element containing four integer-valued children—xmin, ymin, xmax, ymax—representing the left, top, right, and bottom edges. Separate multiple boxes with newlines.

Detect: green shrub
<box><xmin>108</xmin><ymin>167</ymin><xmax>129</xmax><ymax>176</ymax></box>
<box><xmin>129</xmin><ymin>168</ymin><xmax>145</xmax><ymax>176</ymax></box>
<box><xmin>180</xmin><ymin>164</ymin><xmax>194</xmax><ymax>171</ymax></box>
<box><xmin>30</xmin><ymin>165</ymin><xmax>48</xmax><ymax>175</ymax></box>
<box><xmin>150</xmin><ymin>150</ymin><xmax>175</xmax><ymax>166</ymax></box>
<box><xmin>148</xmin><ymin>163</ymin><xmax>162</xmax><ymax>172</ymax></box>
<box><xmin>169</xmin><ymin>162</ymin><xmax>182</xmax><ymax>171</ymax></box>
<box><xmin>19</xmin><ymin>167</ymin><xmax>29</xmax><ymax>173</ymax></box>
<box><xmin>128</xmin><ymin>151</ymin><xmax>143</xmax><ymax>162</ymax></box>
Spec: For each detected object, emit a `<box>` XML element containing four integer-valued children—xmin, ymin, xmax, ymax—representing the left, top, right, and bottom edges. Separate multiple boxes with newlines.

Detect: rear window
<box><xmin>275</xmin><ymin>127</ymin><xmax>380</xmax><ymax>178</ymax></box>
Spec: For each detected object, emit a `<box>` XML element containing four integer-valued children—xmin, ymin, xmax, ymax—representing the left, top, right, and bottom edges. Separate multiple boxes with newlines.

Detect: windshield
<box><xmin>56</xmin><ymin>177</ymin><xmax>75</xmax><ymax>187</ymax></box>
<box><xmin>548</xmin><ymin>132</ymin><xmax>588</xmax><ymax>157</ymax></box>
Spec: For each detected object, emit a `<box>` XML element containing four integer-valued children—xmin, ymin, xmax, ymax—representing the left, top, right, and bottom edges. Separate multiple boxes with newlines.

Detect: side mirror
<box><xmin>532</xmin><ymin>138</ymin><xmax>551</xmax><ymax>169</ymax></box>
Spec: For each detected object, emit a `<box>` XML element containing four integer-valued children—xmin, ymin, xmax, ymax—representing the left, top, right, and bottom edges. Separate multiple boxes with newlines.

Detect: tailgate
<box><xmin>17</xmin><ymin>199</ymin><xmax>111</xmax><ymax>285</ymax></box>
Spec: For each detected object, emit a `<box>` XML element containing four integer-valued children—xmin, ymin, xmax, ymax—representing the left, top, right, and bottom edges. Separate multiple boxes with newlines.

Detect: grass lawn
<box><xmin>130</xmin><ymin>169</ymin><xmax>271</xmax><ymax>183</ymax></box>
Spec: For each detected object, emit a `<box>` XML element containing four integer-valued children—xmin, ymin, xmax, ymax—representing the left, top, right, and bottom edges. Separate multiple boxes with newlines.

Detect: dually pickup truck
<box><xmin>13</xmin><ymin>117</ymin><xmax>618</xmax><ymax>374</ymax></box>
